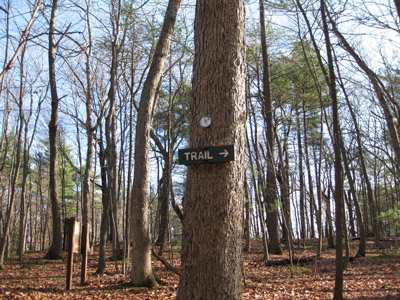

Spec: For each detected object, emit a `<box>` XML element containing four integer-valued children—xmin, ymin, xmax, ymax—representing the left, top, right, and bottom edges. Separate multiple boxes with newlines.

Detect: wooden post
<box><xmin>66</xmin><ymin>217</ymin><xmax>76</xmax><ymax>290</ymax></box>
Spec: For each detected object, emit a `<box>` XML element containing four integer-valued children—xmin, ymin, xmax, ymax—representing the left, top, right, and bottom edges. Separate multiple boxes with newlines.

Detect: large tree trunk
<box><xmin>45</xmin><ymin>0</ymin><xmax>63</xmax><ymax>260</ymax></box>
<box><xmin>131</xmin><ymin>0</ymin><xmax>182</xmax><ymax>287</ymax></box>
<box><xmin>176</xmin><ymin>0</ymin><xmax>246</xmax><ymax>299</ymax></box>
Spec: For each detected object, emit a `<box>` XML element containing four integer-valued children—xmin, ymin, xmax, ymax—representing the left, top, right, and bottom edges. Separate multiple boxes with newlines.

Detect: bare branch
<box><xmin>0</xmin><ymin>0</ymin><xmax>42</xmax><ymax>81</ymax></box>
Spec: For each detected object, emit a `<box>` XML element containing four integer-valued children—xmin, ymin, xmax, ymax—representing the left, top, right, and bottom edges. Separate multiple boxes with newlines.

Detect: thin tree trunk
<box><xmin>0</xmin><ymin>107</ymin><xmax>23</xmax><ymax>268</ymax></box>
<box><xmin>243</xmin><ymin>180</ymin><xmax>251</xmax><ymax>252</ymax></box>
<box><xmin>302</xmin><ymin>103</ymin><xmax>316</xmax><ymax>239</ymax></box>
<box><xmin>81</xmin><ymin>4</ymin><xmax>95</xmax><ymax>282</ymax></box>
<box><xmin>248</xmin><ymin>96</ymin><xmax>269</xmax><ymax>259</ymax></box>
<box><xmin>259</xmin><ymin>0</ymin><xmax>282</xmax><ymax>255</ymax></box>
<box><xmin>155</xmin><ymin>67</ymin><xmax>174</xmax><ymax>255</ymax></box>
<box><xmin>247</xmin><ymin>130</ymin><xmax>269</xmax><ymax>261</ymax></box>
<box><xmin>276</xmin><ymin>133</ymin><xmax>294</xmax><ymax>263</ymax></box>
<box><xmin>296</xmin><ymin>106</ymin><xmax>306</xmax><ymax>246</ymax></box>
<box><xmin>314</xmin><ymin>111</ymin><xmax>324</xmax><ymax>259</ymax></box>
<box><xmin>345</xmin><ymin>190</ymin><xmax>356</xmax><ymax>238</ymax></box>
<box><xmin>17</xmin><ymin>40</ymin><xmax>31</xmax><ymax>260</ymax></box>
<box><xmin>156</xmin><ymin>167</ymin><xmax>170</xmax><ymax>255</ymax></box>
<box><xmin>96</xmin><ymin>139</ymin><xmax>110</xmax><ymax>274</ymax></box>
<box><xmin>336</xmin><ymin>73</ymin><xmax>367</xmax><ymax>257</ymax></box>
<box><xmin>321</xmin><ymin>1</ymin><xmax>344</xmax><ymax>298</ymax></box>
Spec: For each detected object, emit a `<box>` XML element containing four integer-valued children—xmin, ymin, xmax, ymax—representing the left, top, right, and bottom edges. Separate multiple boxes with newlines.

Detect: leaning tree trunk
<box><xmin>330</xmin><ymin>17</ymin><xmax>400</xmax><ymax>165</ymax></box>
<box><xmin>45</xmin><ymin>0</ymin><xmax>63</xmax><ymax>260</ymax></box>
<box><xmin>176</xmin><ymin>0</ymin><xmax>246</xmax><ymax>299</ymax></box>
<box><xmin>330</xmin><ymin>21</ymin><xmax>383</xmax><ymax>248</ymax></box>
<box><xmin>131</xmin><ymin>0</ymin><xmax>182</xmax><ymax>287</ymax></box>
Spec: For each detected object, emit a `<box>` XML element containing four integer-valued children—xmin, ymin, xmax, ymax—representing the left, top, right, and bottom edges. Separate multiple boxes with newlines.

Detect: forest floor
<box><xmin>0</xmin><ymin>238</ymin><xmax>400</xmax><ymax>299</ymax></box>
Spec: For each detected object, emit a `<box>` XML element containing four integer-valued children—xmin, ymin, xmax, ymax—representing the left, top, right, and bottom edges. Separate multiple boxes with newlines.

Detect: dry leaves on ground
<box><xmin>1</xmin><ymin>239</ymin><xmax>399</xmax><ymax>299</ymax></box>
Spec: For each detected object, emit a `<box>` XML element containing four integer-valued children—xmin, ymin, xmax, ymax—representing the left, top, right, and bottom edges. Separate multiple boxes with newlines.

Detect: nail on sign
<box><xmin>178</xmin><ymin>145</ymin><xmax>234</xmax><ymax>165</ymax></box>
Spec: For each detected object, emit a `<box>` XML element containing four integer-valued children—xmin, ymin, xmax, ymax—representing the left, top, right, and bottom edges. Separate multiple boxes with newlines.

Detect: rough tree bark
<box><xmin>176</xmin><ymin>0</ymin><xmax>246</xmax><ymax>298</ymax></box>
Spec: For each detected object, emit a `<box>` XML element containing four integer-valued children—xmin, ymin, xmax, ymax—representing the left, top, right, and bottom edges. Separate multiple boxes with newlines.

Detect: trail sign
<box><xmin>178</xmin><ymin>145</ymin><xmax>234</xmax><ymax>165</ymax></box>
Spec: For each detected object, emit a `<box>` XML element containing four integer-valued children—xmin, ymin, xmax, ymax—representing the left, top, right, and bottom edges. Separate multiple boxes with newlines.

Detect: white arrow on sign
<box><xmin>219</xmin><ymin>149</ymin><xmax>229</xmax><ymax>158</ymax></box>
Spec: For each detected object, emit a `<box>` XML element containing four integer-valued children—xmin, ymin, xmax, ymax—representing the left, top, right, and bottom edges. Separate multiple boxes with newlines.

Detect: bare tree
<box><xmin>0</xmin><ymin>0</ymin><xmax>42</xmax><ymax>82</ymax></box>
<box><xmin>45</xmin><ymin>0</ymin><xmax>63</xmax><ymax>260</ymax></box>
<box><xmin>0</xmin><ymin>63</ymin><xmax>25</xmax><ymax>269</ymax></box>
<box><xmin>321</xmin><ymin>1</ymin><xmax>344</xmax><ymax>299</ymax></box>
<box><xmin>17</xmin><ymin>59</ymin><xmax>42</xmax><ymax>260</ymax></box>
<box><xmin>329</xmin><ymin>17</ymin><xmax>400</xmax><ymax>165</ymax></box>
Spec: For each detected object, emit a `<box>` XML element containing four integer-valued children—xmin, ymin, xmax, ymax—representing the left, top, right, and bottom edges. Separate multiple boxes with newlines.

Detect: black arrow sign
<box><xmin>178</xmin><ymin>145</ymin><xmax>235</xmax><ymax>165</ymax></box>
